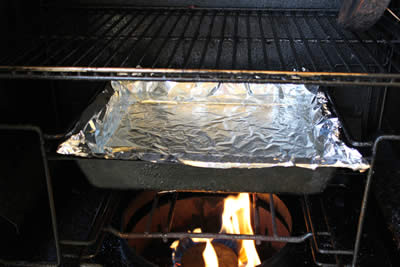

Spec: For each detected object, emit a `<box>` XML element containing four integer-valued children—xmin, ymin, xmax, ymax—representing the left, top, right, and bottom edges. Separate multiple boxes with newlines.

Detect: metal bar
<box><xmin>0</xmin><ymin>65</ymin><xmax>398</xmax><ymax>84</ymax></box>
<box><xmin>252</xmin><ymin>194</ymin><xmax>260</xmax><ymax>245</ymax></box>
<box><xmin>246</xmin><ymin>11</ymin><xmax>253</xmax><ymax>69</ymax></box>
<box><xmin>215</xmin><ymin>11</ymin><xmax>227</xmax><ymax>69</ymax></box>
<box><xmin>2</xmin><ymin>66</ymin><xmax>397</xmax><ymax>78</ymax></box>
<box><xmin>151</xmin><ymin>11</ymin><xmax>185</xmax><ymax>68</ymax></box>
<box><xmin>40</xmin><ymin>38</ymin><xmax>79</xmax><ymax>66</ymax></box>
<box><xmin>57</xmin><ymin>12</ymin><xmax>114</xmax><ymax>66</ymax></box>
<box><xmin>88</xmin><ymin>13</ymin><xmax>138</xmax><ymax>66</ymax></box>
<box><xmin>0</xmin><ymin>72</ymin><xmax>398</xmax><ymax>87</ymax></box>
<box><xmin>104</xmin><ymin>12</ymin><xmax>150</xmax><ymax>67</ymax></box>
<box><xmin>0</xmin><ymin>125</ymin><xmax>61</xmax><ymax>266</ymax></box>
<box><xmin>105</xmin><ymin>226</ymin><xmax>313</xmax><ymax>243</ymax></box>
<box><xmin>0</xmin><ymin>260</ymin><xmax>58</xmax><ymax>267</ymax></box>
<box><xmin>373</xmin><ymin>21</ymin><xmax>400</xmax><ymax>57</ymax></box>
<box><xmin>278</xmin><ymin>13</ymin><xmax>301</xmax><ymax>70</ymax></box>
<box><xmin>302</xmin><ymin>15</ymin><xmax>335</xmax><ymax>72</ymax></box>
<box><xmin>121</xmin><ymin>13</ymin><xmax>162</xmax><ymax>67</ymax></box>
<box><xmin>1</xmin><ymin>39</ymin><xmax>44</xmax><ymax>66</ymax></box>
<box><xmin>9</xmin><ymin>38</ymin><xmax>55</xmax><ymax>65</ymax></box>
<box><xmin>301</xmin><ymin>198</ymin><xmax>321</xmax><ymax>265</ymax></box>
<box><xmin>352</xmin><ymin>135</ymin><xmax>400</xmax><ymax>267</ymax></box>
<box><xmin>361</xmin><ymin>86</ymin><xmax>373</xmax><ymax>141</ymax></box>
<box><xmin>1</xmin><ymin>8</ymin><xmax>73</xmax><ymax>66</ymax></box>
<box><xmin>40</xmin><ymin>12</ymin><xmax>105</xmax><ymax>66</ymax></box>
<box><xmin>381</xmin><ymin>15</ymin><xmax>400</xmax><ymax>36</ymax></box>
<box><xmin>369</xmin><ymin>16</ymin><xmax>400</xmax><ymax>50</ymax></box>
<box><xmin>61</xmin><ymin>193</ymin><xmax>119</xmax><ymax>260</ymax></box>
<box><xmin>59</xmin><ymin>239</ymin><xmax>97</xmax><ymax>247</ymax></box>
<box><xmin>2</xmin><ymin>38</ymin><xmax>61</xmax><ymax>65</ymax></box>
<box><xmin>373</xmin><ymin>18</ymin><xmax>400</xmax><ymax>42</ymax></box>
<box><xmin>378</xmin><ymin>86</ymin><xmax>389</xmax><ymax>131</ymax></box>
<box><xmin>59</xmin><ymin>192</ymin><xmax>113</xmax><ymax>247</ymax></box>
<box><xmin>257</xmin><ymin>11</ymin><xmax>269</xmax><ymax>69</ymax></box>
<box><xmin>378</xmin><ymin>48</ymin><xmax>393</xmax><ymax>131</ymax></box>
<box><xmin>134</xmin><ymin>10</ymin><xmax>174</xmax><ymax>67</ymax></box>
<box><xmin>165</xmin><ymin>12</ymin><xmax>193</xmax><ymax>68</ymax></box>
<box><xmin>319</xmin><ymin>199</ymin><xmax>347</xmax><ymax>267</ymax></box>
<box><xmin>362</xmin><ymin>28</ymin><xmax>400</xmax><ymax>72</ymax></box>
<box><xmin>165</xmin><ymin>192</ymin><xmax>178</xmax><ymax>234</ymax></box>
<box><xmin>39</xmin><ymin>5</ymin><xmax>340</xmax><ymax>12</ymax></box>
<box><xmin>24</xmin><ymin>39</ymin><xmax>66</xmax><ymax>66</ymax></box>
<box><xmin>72</xmin><ymin>12</ymin><xmax>128</xmax><ymax>66</ymax></box>
<box><xmin>269</xmin><ymin>194</ymin><xmax>278</xmax><ymax>237</ymax></box>
<box><xmin>34</xmin><ymin>126</ymin><xmax>62</xmax><ymax>266</ymax></box>
<box><xmin>323</xmin><ymin>89</ymin><xmax>373</xmax><ymax>147</ymax></box>
<box><xmin>182</xmin><ymin>11</ymin><xmax>207</xmax><ymax>68</ymax></box>
<box><xmin>145</xmin><ymin>194</ymin><xmax>159</xmax><ymax>234</ymax></box>
<box><xmin>350</xmin><ymin>32</ymin><xmax>396</xmax><ymax>72</ymax></box>
<box><xmin>291</xmin><ymin>12</ymin><xmax>317</xmax><ymax>71</ymax></box>
<box><xmin>198</xmin><ymin>11</ymin><xmax>217</xmax><ymax>68</ymax></box>
<box><xmin>304</xmin><ymin>195</ymin><xmax>325</xmax><ymax>254</ymax></box>
<box><xmin>78</xmin><ymin>193</ymin><xmax>119</xmax><ymax>260</ymax></box>
<box><xmin>323</xmin><ymin>17</ymin><xmax>368</xmax><ymax>72</ymax></box>
<box><xmin>266</xmin><ymin>14</ymin><xmax>285</xmax><ymax>70</ymax></box>
<box><xmin>314</xmin><ymin>16</ymin><xmax>351</xmax><ymax>72</ymax></box>
<box><xmin>302</xmin><ymin>197</ymin><xmax>346</xmax><ymax>267</ymax></box>
<box><xmin>304</xmin><ymin>195</ymin><xmax>353</xmax><ymax>256</ymax></box>
<box><xmin>386</xmin><ymin>8</ymin><xmax>400</xmax><ymax>22</ymax></box>
<box><xmin>327</xmin><ymin>16</ymin><xmax>385</xmax><ymax>73</ymax></box>
<box><xmin>28</xmin><ymin>35</ymin><xmax>384</xmax><ymax>43</ymax></box>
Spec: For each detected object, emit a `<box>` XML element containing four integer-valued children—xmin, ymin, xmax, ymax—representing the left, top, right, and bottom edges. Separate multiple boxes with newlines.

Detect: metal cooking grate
<box><xmin>1</xmin><ymin>125</ymin><xmax>400</xmax><ymax>267</ymax></box>
<box><xmin>63</xmin><ymin>191</ymin><xmax>356</xmax><ymax>266</ymax></box>
<box><xmin>1</xmin><ymin>7</ymin><xmax>400</xmax><ymax>85</ymax></box>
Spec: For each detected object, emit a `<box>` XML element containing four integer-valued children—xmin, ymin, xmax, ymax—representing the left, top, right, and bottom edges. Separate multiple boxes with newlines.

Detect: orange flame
<box><xmin>171</xmin><ymin>193</ymin><xmax>260</xmax><ymax>266</ymax></box>
<box><xmin>203</xmin><ymin>240</ymin><xmax>219</xmax><ymax>267</ymax></box>
<box><xmin>220</xmin><ymin>193</ymin><xmax>261</xmax><ymax>267</ymax></box>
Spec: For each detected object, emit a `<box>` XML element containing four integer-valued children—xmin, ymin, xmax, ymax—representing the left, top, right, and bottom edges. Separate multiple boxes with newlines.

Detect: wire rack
<box><xmin>0</xmin><ymin>125</ymin><xmax>399</xmax><ymax>267</ymax></box>
<box><xmin>1</xmin><ymin>7</ymin><xmax>400</xmax><ymax>85</ymax></box>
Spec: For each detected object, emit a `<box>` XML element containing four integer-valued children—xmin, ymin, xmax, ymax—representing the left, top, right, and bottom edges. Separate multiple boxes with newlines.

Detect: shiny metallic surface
<box><xmin>58</xmin><ymin>81</ymin><xmax>369</xmax><ymax>171</ymax></box>
<box><xmin>105</xmin><ymin>227</ymin><xmax>313</xmax><ymax>243</ymax></box>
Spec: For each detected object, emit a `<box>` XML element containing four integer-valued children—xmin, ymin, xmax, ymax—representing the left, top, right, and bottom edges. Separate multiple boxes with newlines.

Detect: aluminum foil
<box><xmin>58</xmin><ymin>81</ymin><xmax>369</xmax><ymax>171</ymax></box>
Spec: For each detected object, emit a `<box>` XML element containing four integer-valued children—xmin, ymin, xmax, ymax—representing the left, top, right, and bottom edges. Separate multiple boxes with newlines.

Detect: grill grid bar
<box><xmin>111</xmin><ymin>192</ymin><xmax>311</xmax><ymax>243</ymax></box>
<box><xmin>136</xmin><ymin>11</ymin><xmax>174</xmax><ymax>68</ymax></box>
<box><xmin>291</xmin><ymin>14</ymin><xmax>317</xmax><ymax>71</ymax></box>
<box><xmin>103</xmin><ymin>12</ymin><xmax>149</xmax><ymax>67</ymax></box>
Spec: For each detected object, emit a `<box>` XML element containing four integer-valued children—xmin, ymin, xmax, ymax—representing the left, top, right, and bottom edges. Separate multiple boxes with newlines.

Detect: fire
<box><xmin>220</xmin><ymin>193</ymin><xmax>261</xmax><ymax>267</ymax></box>
<box><xmin>203</xmin><ymin>240</ymin><xmax>219</xmax><ymax>267</ymax></box>
<box><xmin>171</xmin><ymin>193</ymin><xmax>260</xmax><ymax>267</ymax></box>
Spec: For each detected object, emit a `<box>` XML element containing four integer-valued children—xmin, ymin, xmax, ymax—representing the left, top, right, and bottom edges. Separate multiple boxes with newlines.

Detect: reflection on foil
<box><xmin>57</xmin><ymin>81</ymin><xmax>369</xmax><ymax>171</ymax></box>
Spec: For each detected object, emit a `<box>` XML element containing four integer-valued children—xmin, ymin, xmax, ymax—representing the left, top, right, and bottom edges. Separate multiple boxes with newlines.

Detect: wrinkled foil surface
<box><xmin>58</xmin><ymin>81</ymin><xmax>369</xmax><ymax>171</ymax></box>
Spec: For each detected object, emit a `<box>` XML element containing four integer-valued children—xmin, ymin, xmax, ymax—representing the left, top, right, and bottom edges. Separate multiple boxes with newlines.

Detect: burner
<box><xmin>120</xmin><ymin>192</ymin><xmax>294</xmax><ymax>267</ymax></box>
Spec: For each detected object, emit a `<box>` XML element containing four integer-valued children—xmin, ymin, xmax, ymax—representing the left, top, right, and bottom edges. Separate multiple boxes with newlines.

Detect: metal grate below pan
<box><xmin>1</xmin><ymin>126</ymin><xmax>399</xmax><ymax>267</ymax></box>
<box><xmin>60</xmin><ymin>191</ymin><xmax>357</xmax><ymax>266</ymax></box>
<box><xmin>0</xmin><ymin>7</ymin><xmax>400</xmax><ymax>85</ymax></box>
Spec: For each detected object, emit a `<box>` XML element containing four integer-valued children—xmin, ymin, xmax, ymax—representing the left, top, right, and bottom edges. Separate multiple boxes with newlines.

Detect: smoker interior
<box><xmin>1</xmin><ymin>0</ymin><xmax>400</xmax><ymax>266</ymax></box>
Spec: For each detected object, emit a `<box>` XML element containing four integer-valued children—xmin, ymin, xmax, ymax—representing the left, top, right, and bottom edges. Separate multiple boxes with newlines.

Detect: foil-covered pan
<box><xmin>58</xmin><ymin>81</ymin><xmax>369</xmax><ymax>172</ymax></box>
